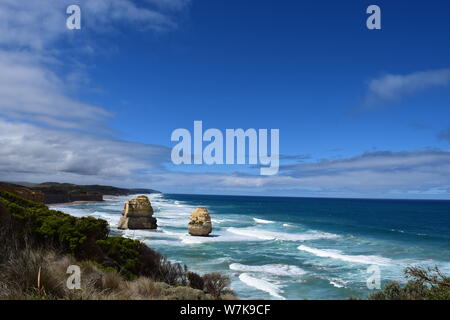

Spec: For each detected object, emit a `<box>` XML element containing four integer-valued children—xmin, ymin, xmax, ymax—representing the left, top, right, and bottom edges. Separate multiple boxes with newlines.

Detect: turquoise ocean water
<box><xmin>51</xmin><ymin>194</ymin><xmax>450</xmax><ymax>300</ymax></box>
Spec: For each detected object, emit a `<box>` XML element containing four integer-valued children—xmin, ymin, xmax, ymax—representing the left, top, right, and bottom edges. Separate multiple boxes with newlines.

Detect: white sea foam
<box><xmin>204</xmin><ymin>257</ymin><xmax>232</xmax><ymax>265</ymax></box>
<box><xmin>160</xmin><ymin>228</ymin><xmax>263</xmax><ymax>245</ymax></box>
<box><xmin>238</xmin><ymin>274</ymin><xmax>285</xmax><ymax>300</ymax></box>
<box><xmin>390</xmin><ymin>229</ymin><xmax>405</xmax><ymax>234</ymax></box>
<box><xmin>157</xmin><ymin>217</ymin><xmax>188</xmax><ymax>228</ymax></box>
<box><xmin>227</xmin><ymin>228</ymin><xmax>339</xmax><ymax>242</ymax></box>
<box><xmin>162</xmin><ymin>230</ymin><xmax>187</xmax><ymax>237</ymax></box>
<box><xmin>329</xmin><ymin>281</ymin><xmax>344</xmax><ymax>288</ymax></box>
<box><xmin>328</xmin><ymin>277</ymin><xmax>347</xmax><ymax>288</ymax></box>
<box><xmin>181</xmin><ymin>237</ymin><xmax>210</xmax><ymax>244</ymax></box>
<box><xmin>297</xmin><ymin>245</ymin><xmax>392</xmax><ymax>266</ymax></box>
<box><xmin>253</xmin><ymin>218</ymin><xmax>275</xmax><ymax>224</ymax></box>
<box><xmin>144</xmin><ymin>239</ymin><xmax>183</xmax><ymax>247</ymax></box>
<box><xmin>180</xmin><ymin>232</ymin><xmax>256</xmax><ymax>244</ymax></box>
<box><xmin>122</xmin><ymin>229</ymin><xmax>164</xmax><ymax>240</ymax></box>
<box><xmin>230</xmin><ymin>263</ymin><xmax>306</xmax><ymax>276</ymax></box>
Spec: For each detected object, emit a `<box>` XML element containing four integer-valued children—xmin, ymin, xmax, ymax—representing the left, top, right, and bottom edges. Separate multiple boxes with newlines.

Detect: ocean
<box><xmin>50</xmin><ymin>194</ymin><xmax>450</xmax><ymax>300</ymax></box>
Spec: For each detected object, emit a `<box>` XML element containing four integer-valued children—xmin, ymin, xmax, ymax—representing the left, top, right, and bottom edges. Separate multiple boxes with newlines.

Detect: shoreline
<box><xmin>49</xmin><ymin>200</ymin><xmax>106</xmax><ymax>207</ymax></box>
<box><xmin>48</xmin><ymin>194</ymin><xmax>140</xmax><ymax>207</ymax></box>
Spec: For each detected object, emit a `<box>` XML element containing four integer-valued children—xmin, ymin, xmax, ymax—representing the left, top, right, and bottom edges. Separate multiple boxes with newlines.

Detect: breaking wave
<box><xmin>253</xmin><ymin>218</ymin><xmax>275</xmax><ymax>224</ymax></box>
<box><xmin>227</xmin><ymin>228</ymin><xmax>339</xmax><ymax>242</ymax></box>
<box><xmin>238</xmin><ymin>273</ymin><xmax>285</xmax><ymax>300</ymax></box>
<box><xmin>230</xmin><ymin>263</ymin><xmax>305</xmax><ymax>276</ymax></box>
<box><xmin>297</xmin><ymin>245</ymin><xmax>392</xmax><ymax>266</ymax></box>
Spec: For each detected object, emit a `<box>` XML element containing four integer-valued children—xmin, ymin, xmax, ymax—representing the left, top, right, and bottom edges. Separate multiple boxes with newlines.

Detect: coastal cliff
<box><xmin>37</xmin><ymin>189</ymin><xmax>103</xmax><ymax>204</ymax></box>
<box><xmin>0</xmin><ymin>182</ymin><xmax>44</xmax><ymax>203</ymax></box>
<box><xmin>0</xmin><ymin>182</ymin><xmax>161</xmax><ymax>204</ymax></box>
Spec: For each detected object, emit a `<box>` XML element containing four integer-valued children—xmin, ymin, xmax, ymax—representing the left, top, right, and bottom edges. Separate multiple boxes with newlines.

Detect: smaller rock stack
<box><xmin>188</xmin><ymin>207</ymin><xmax>212</xmax><ymax>236</ymax></box>
<box><xmin>118</xmin><ymin>195</ymin><xmax>157</xmax><ymax>230</ymax></box>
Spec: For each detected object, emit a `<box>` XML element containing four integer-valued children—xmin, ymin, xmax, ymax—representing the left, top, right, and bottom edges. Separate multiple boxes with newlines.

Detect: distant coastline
<box><xmin>0</xmin><ymin>182</ymin><xmax>161</xmax><ymax>205</ymax></box>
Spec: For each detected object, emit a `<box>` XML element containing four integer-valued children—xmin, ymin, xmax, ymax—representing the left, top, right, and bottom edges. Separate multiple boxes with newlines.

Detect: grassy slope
<box><xmin>0</xmin><ymin>190</ymin><xmax>232</xmax><ymax>300</ymax></box>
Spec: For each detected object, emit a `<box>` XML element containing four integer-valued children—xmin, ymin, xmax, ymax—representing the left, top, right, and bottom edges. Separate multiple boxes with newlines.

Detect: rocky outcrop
<box><xmin>118</xmin><ymin>195</ymin><xmax>157</xmax><ymax>230</ymax></box>
<box><xmin>31</xmin><ymin>183</ymin><xmax>160</xmax><ymax>204</ymax></box>
<box><xmin>188</xmin><ymin>208</ymin><xmax>212</xmax><ymax>236</ymax></box>
<box><xmin>68</xmin><ymin>191</ymin><xmax>103</xmax><ymax>202</ymax></box>
<box><xmin>34</xmin><ymin>183</ymin><xmax>160</xmax><ymax>203</ymax></box>
<box><xmin>38</xmin><ymin>190</ymin><xmax>103</xmax><ymax>204</ymax></box>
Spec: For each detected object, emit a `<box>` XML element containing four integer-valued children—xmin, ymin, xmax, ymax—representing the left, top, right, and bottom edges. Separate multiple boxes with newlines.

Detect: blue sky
<box><xmin>1</xmin><ymin>0</ymin><xmax>450</xmax><ymax>198</ymax></box>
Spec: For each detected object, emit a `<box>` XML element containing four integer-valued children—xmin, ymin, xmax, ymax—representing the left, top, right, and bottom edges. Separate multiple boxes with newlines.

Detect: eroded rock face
<box><xmin>118</xmin><ymin>195</ymin><xmax>157</xmax><ymax>230</ymax></box>
<box><xmin>0</xmin><ymin>182</ymin><xmax>44</xmax><ymax>203</ymax></box>
<box><xmin>188</xmin><ymin>207</ymin><xmax>212</xmax><ymax>236</ymax></box>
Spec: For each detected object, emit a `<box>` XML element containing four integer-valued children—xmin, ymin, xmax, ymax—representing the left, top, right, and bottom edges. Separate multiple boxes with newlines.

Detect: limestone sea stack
<box><xmin>118</xmin><ymin>195</ymin><xmax>157</xmax><ymax>230</ymax></box>
<box><xmin>188</xmin><ymin>207</ymin><xmax>212</xmax><ymax>236</ymax></box>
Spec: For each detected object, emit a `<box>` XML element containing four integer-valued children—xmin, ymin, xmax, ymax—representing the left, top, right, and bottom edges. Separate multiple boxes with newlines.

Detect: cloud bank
<box><xmin>0</xmin><ymin>0</ymin><xmax>182</xmax><ymax>50</ymax></box>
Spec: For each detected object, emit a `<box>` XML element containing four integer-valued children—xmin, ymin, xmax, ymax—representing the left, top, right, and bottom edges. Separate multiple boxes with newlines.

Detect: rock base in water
<box><xmin>118</xmin><ymin>216</ymin><xmax>157</xmax><ymax>230</ymax></box>
<box><xmin>188</xmin><ymin>207</ymin><xmax>212</xmax><ymax>236</ymax></box>
<box><xmin>118</xmin><ymin>195</ymin><xmax>157</xmax><ymax>230</ymax></box>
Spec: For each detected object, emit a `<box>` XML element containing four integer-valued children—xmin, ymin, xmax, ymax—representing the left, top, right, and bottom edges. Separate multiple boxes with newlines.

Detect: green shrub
<box><xmin>428</xmin><ymin>281</ymin><xmax>450</xmax><ymax>300</ymax></box>
<box><xmin>368</xmin><ymin>266</ymin><xmax>450</xmax><ymax>300</ymax></box>
<box><xmin>96</xmin><ymin>237</ymin><xmax>142</xmax><ymax>280</ymax></box>
<box><xmin>202</xmin><ymin>273</ymin><xmax>233</xmax><ymax>298</ymax></box>
<box><xmin>187</xmin><ymin>271</ymin><xmax>204</xmax><ymax>290</ymax></box>
<box><xmin>0</xmin><ymin>190</ymin><xmax>108</xmax><ymax>258</ymax></box>
<box><xmin>0</xmin><ymin>190</ymin><xmax>46</xmax><ymax>210</ymax></box>
<box><xmin>0</xmin><ymin>190</ymin><xmax>232</xmax><ymax>299</ymax></box>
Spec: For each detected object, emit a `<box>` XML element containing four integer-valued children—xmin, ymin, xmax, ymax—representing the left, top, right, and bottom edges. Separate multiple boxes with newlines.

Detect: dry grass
<box><xmin>0</xmin><ymin>245</ymin><xmax>213</xmax><ymax>300</ymax></box>
<box><xmin>0</xmin><ymin>223</ymin><xmax>231</xmax><ymax>300</ymax></box>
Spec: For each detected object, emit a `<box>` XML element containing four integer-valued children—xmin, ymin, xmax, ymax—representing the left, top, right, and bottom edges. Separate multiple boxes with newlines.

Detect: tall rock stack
<box><xmin>188</xmin><ymin>207</ymin><xmax>212</xmax><ymax>236</ymax></box>
<box><xmin>118</xmin><ymin>195</ymin><xmax>157</xmax><ymax>230</ymax></box>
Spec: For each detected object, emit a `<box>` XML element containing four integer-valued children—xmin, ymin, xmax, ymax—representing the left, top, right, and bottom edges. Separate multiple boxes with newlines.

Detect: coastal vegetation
<box><xmin>366</xmin><ymin>266</ymin><xmax>450</xmax><ymax>300</ymax></box>
<box><xmin>0</xmin><ymin>182</ymin><xmax>160</xmax><ymax>205</ymax></box>
<box><xmin>31</xmin><ymin>182</ymin><xmax>160</xmax><ymax>204</ymax></box>
<box><xmin>0</xmin><ymin>188</ymin><xmax>234</xmax><ymax>300</ymax></box>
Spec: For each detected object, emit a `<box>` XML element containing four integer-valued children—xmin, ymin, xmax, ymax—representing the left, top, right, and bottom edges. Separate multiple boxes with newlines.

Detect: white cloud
<box><xmin>0</xmin><ymin>52</ymin><xmax>111</xmax><ymax>129</ymax></box>
<box><xmin>0</xmin><ymin>0</ymin><xmax>181</xmax><ymax>51</ymax></box>
<box><xmin>363</xmin><ymin>68</ymin><xmax>450</xmax><ymax>108</ymax></box>
<box><xmin>0</xmin><ymin>1</ymin><xmax>184</xmax><ymax>186</ymax></box>
<box><xmin>1</xmin><ymin>113</ymin><xmax>450</xmax><ymax>197</ymax></box>
<box><xmin>148</xmin><ymin>150</ymin><xmax>450</xmax><ymax>197</ymax></box>
<box><xmin>0</xmin><ymin>119</ymin><xmax>170</xmax><ymax>182</ymax></box>
<box><xmin>0</xmin><ymin>0</ymin><xmax>190</xmax><ymax>129</ymax></box>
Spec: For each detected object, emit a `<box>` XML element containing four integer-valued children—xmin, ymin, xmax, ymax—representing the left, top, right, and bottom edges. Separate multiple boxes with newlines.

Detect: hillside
<box><xmin>0</xmin><ymin>182</ymin><xmax>44</xmax><ymax>203</ymax></box>
<box><xmin>1</xmin><ymin>182</ymin><xmax>160</xmax><ymax>204</ymax></box>
<box><xmin>0</xmin><ymin>188</ymin><xmax>232</xmax><ymax>300</ymax></box>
